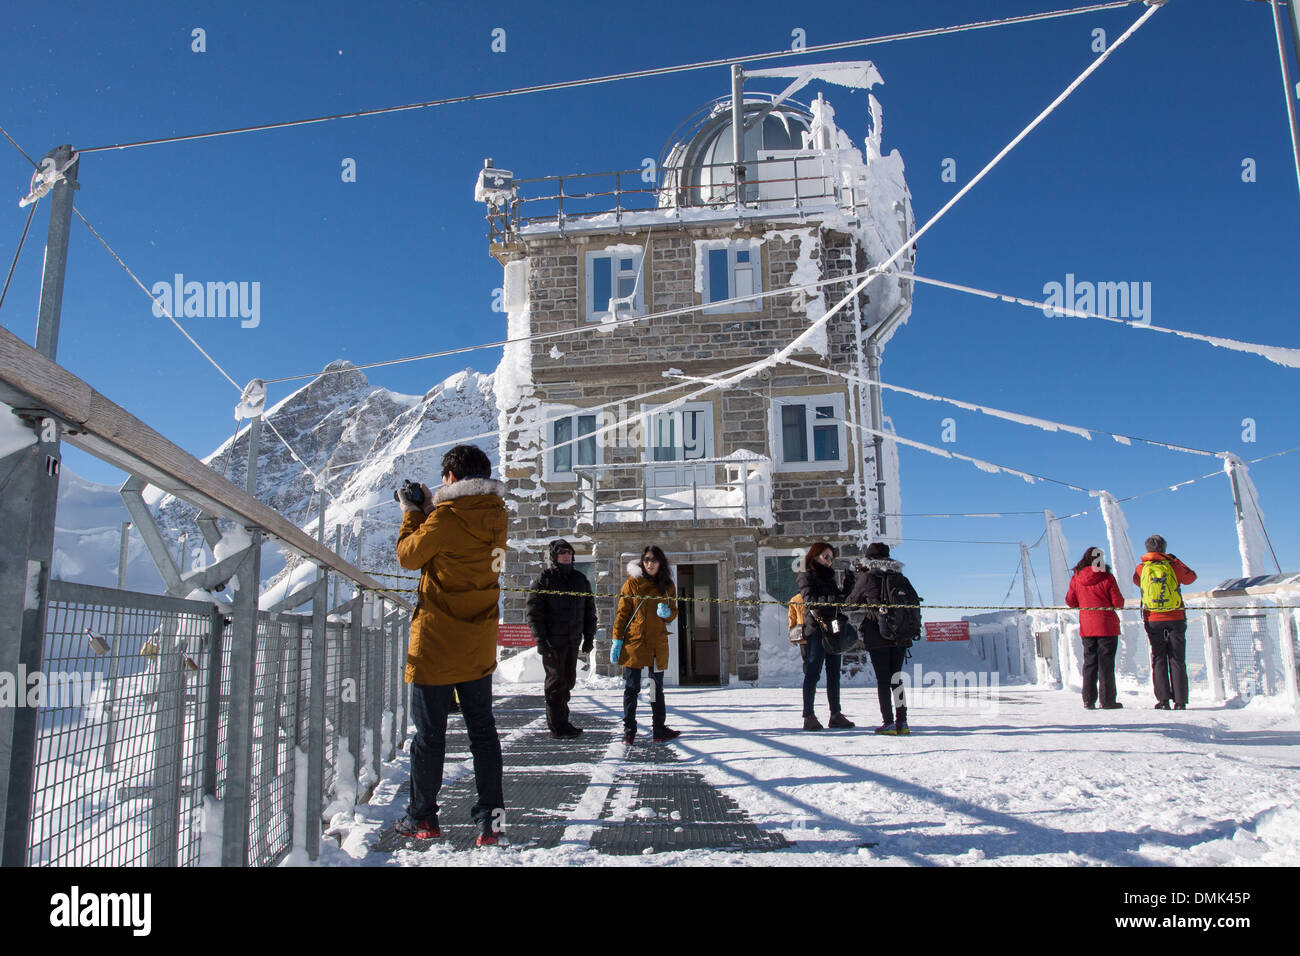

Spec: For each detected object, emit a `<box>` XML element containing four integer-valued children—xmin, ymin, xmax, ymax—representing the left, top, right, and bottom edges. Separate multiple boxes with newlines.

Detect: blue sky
<box><xmin>2</xmin><ymin>0</ymin><xmax>1297</xmax><ymax>607</ymax></box>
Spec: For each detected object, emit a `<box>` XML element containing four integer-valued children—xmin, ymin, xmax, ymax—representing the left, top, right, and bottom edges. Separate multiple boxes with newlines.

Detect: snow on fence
<box><xmin>965</xmin><ymin>584</ymin><xmax>1300</xmax><ymax>712</ymax></box>
<box><xmin>22</xmin><ymin>580</ymin><xmax>408</xmax><ymax>866</ymax></box>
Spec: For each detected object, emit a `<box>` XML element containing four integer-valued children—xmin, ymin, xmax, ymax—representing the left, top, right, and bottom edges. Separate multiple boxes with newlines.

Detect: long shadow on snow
<box><xmin>671</xmin><ymin>708</ymin><xmax>1265</xmax><ymax>865</ymax></box>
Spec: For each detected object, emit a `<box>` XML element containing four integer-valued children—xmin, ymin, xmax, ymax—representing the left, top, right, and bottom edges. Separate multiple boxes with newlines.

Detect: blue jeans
<box><xmin>802</xmin><ymin>638</ymin><xmax>842</xmax><ymax>717</ymax></box>
<box><xmin>623</xmin><ymin>667</ymin><xmax>666</xmax><ymax>735</ymax></box>
<box><xmin>408</xmin><ymin>674</ymin><xmax>503</xmax><ymax>825</ymax></box>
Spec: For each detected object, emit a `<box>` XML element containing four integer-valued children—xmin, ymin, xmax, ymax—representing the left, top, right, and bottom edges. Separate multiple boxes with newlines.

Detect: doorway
<box><xmin>677</xmin><ymin>564</ymin><xmax>721</xmax><ymax>684</ymax></box>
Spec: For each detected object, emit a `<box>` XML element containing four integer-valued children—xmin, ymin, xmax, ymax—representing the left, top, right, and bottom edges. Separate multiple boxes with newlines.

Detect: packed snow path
<box><xmin>320</xmin><ymin>684</ymin><xmax>1300</xmax><ymax>866</ymax></box>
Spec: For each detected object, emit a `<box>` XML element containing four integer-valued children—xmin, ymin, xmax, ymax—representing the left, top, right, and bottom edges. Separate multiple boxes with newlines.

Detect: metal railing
<box><xmin>24</xmin><ymin>580</ymin><xmax>408</xmax><ymax>867</ymax></box>
<box><xmin>976</xmin><ymin>593</ymin><xmax>1300</xmax><ymax>712</ymax></box>
<box><xmin>487</xmin><ymin>154</ymin><xmax>863</xmax><ymax>243</ymax></box>
<box><xmin>572</xmin><ymin>455</ymin><xmax>772</xmax><ymax>529</ymax></box>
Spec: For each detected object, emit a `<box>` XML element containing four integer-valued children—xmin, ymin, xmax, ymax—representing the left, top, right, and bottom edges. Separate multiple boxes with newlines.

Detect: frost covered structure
<box><xmin>483</xmin><ymin>66</ymin><xmax>915</xmax><ymax>683</ymax></box>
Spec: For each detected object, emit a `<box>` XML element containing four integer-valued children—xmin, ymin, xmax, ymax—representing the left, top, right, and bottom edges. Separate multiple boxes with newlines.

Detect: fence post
<box><xmin>1280</xmin><ymin>608</ymin><xmax>1300</xmax><ymax>712</ymax></box>
<box><xmin>367</xmin><ymin>599</ymin><xmax>382</xmax><ymax>786</ymax></box>
<box><xmin>343</xmin><ymin>597</ymin><xmax>363</xmax><ymax>801</ymax></box>
<box><xmin>306</xmin><ymin>576</ymin><xmax>326</xmax><ymax>862</ymax></box>
<box><xmin>221</xmin><ymin>536</ymin><xmax>262</xmax><ymax>866</ymax></box>
<box><xmin>201</xmin><ymin>606</ymin><xmax>226</xmax><ymax>797</ymax></box>
<box><xmin>387</xmin><ymin>608</ymin><xmax>400</xmax><ymax>760</ymax></box>
<box><xmin>254</xmin><ymin>614</ymin><xmax>283</xmax><ymax>863</ymax></box>
<box><xmin>291</xmin><ymin>617</ymin><xmax>304</xmax><ymax>746</ymax></box>
<box><xmin>0</xmin><ymin>145</ymin><xmax>78</xmax><ymax>868</ymax></box>
<box><xmin>104</xmin><ymin>522</ymin><xmax>131</xmax><ymax>772</ymax></box>
<box><xmin>148</xmin><ymin>617</ymin><xmax>185</xmax><ymax>867</ymax></box>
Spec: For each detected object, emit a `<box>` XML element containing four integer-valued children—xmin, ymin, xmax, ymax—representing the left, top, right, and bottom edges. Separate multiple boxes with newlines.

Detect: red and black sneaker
<box><xmin>394</xmin><ymin>815</ymin><xmax>440</xmax><ymax>840</ymax></box>
<box><xmin>476</xmin><ymin>818</ymin><xmax>506</xmax><ymax>847</ymax></box>
<box><xmin>653</xmin><ymin>727</ymin><xmax>681</xmax><ymax>742</ymax></box>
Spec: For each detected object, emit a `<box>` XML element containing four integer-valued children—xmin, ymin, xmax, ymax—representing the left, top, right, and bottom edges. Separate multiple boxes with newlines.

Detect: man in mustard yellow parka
<box><xmin>393</xmin><ymin>444</ymin><xmax>507</xmax><ymax>845</ymax></box>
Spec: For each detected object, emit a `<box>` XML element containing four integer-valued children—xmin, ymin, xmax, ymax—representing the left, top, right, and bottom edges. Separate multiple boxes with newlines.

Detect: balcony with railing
<box><xmin>572</xmin><ymin>453</ymin><xmax>773</xmax><ymax>530</ymax></box>
<box><xmin>483</xmin><ymin>153</ymin><xmax>869</xmax><ymax>246</ymax></box>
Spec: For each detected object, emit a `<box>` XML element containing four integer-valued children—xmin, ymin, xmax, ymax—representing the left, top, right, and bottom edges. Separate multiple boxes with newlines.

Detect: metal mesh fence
<box><xmin>1215</xmin><ymin>608</ymin><xmax>1285</xmax><ymax>700</ymax></box>
<box><xmin>29</xmin><ymin>582</ymin><xmax>214</xmax><ymax>866</ymax></box>
<box><xmin>21</xmin><ymin>581</ymin><xmax>408</xmax><ymax>867</ymax></box>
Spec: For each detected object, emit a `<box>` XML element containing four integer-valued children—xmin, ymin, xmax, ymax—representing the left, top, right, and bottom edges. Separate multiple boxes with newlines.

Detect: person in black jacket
<box><xmin>525</xmin><ymin>539</ymin><xmax>597</xmax><ymax>739</ymax></box>
<box><xmin>795</xmin><ymin>542</ymin><xmax>856</xmax><ymax>731</ymax></box>
<box><xmin>846</xmin><ymin>542</ymin><xmax>913</xmax><ymax>736</ymax></box>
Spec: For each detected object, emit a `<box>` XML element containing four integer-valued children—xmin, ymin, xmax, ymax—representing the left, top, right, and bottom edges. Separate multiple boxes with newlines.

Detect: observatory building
<box><xmin>480</xmin><ymin>63</ymin><xmax>915</xmax><ymax>682</ymax></box>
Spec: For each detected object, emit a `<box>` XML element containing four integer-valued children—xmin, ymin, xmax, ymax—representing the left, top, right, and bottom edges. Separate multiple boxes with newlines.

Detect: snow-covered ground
<box><xmin>316</xmin><ymin>679</ymin><xmax>1300</xmax><ymax>867</ymax></box>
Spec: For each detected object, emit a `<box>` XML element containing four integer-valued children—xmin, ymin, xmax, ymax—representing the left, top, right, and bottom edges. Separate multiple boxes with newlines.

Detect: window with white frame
<box><xmin>772</xmin><ymin>393</ymin><xmax>848</xmax><ymax>472</ymax></box>
<box><xmin>585</xmin><ymin>248</ymin><xmax>645</xmax><ymax>322</ymax></box>
<box><xmin>699</xmin><ymin>240</ymin><xmax>762</xmax><ymax>314</ymax></box>
<box><xmin>547</xmin><ymin>410</ymin><xmax>600</xmax><ymax>480</ymax></box>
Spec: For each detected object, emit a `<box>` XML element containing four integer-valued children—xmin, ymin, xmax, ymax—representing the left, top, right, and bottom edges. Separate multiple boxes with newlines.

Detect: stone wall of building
<box><xmin>496</xmin><ymin>219</ymin><xmax>884</xmax><ymax>681</ymax></box>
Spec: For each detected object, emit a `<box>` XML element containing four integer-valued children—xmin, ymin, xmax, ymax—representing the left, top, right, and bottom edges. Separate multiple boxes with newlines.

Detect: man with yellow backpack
<box><xmin>1133</xmin><ymin>534</ymin><xmax>1197</xmax><ymax>711</ymax></box>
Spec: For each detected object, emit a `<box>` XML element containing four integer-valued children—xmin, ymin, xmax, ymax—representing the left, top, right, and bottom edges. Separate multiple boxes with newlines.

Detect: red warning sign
<box><xmin>498</xmin><ymin>623</ymin><xmax>536</xmax><ymax>647</ymax></box>
<box><xmin>924</xmin><ymin>621</ymin><xmax>970</xmax><ymax>642</ymax></box>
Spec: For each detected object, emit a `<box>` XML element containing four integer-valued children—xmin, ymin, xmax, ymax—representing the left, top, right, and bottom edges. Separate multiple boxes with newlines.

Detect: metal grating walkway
<box><xmin>379</xmin><ymin>694</ymin><xmax>789</xmax><ymax>855</ymax></box>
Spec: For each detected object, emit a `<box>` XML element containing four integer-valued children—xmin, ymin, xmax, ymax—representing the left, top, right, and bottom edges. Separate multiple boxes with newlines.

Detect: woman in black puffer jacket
<box><xmin>795</xmin><ymin>542</ymin><xmax>856</xmax><ymax>731</ymax></box>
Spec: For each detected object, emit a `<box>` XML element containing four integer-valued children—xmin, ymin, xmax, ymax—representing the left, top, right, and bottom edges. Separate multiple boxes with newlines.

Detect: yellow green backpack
<box><xmin>1140</xmin><ymin>559</ymin><xmax>1182</xmax><ymax>613</ymax></box>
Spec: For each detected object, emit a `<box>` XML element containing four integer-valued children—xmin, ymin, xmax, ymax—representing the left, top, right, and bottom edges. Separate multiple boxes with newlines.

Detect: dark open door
<box><xmin>677</xmin><ymin>564</ymin><xmax>720</xmax><ymax>684</ymax></box>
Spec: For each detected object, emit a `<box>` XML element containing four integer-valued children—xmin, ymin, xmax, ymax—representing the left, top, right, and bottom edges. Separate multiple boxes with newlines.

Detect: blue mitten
<box><xmin>609</xmin><ymin>639</ymin><xmax>624</xmax><ymax>665</ymax></box>
<box><xmin>656</xmin><ymin>602</ymin><xmax>672</xmax><ymax>619</ymax></box>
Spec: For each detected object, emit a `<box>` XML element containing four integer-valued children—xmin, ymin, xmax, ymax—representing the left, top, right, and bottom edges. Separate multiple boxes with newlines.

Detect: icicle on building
<box><xmin>481</xmin><ymin>63</ymin><xmax>915</xmax><ymax>683</ymax></box>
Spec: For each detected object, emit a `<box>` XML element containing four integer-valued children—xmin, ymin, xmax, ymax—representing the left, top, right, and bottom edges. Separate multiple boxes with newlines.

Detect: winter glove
<box><xmin>609</xmin><ymin>639</ymin><xmax>624</xmax><ymax>665</ymax></box>
<box><xmin>581</xmin><ymin>638</ymin><xmax>594</xmax><ymax>655</ymax></box>
<box><xmin>656</xmin><ymin>602</ymin><xmax>672</xmax><ymax>619</ymax></box>
<box><xmin>396</xmin><ymin>486</ymin><xmax>423</xmax><ymax>513</ymax></box>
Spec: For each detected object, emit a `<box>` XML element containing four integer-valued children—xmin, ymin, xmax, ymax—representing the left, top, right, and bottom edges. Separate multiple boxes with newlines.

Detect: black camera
<box><xmin>393</xmin><ymin>479</ymin><xmax>425</xmax><ymax>506</ymax></box>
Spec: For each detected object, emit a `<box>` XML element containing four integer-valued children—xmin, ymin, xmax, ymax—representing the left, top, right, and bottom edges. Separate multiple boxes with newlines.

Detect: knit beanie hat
<box><xmin>865</xmin><ymin>542</ymin><xmax>891</xmax><ymax>560</ymax></box>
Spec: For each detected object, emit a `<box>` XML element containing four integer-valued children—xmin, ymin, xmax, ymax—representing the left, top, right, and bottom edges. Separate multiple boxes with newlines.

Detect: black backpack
<box><xmin>878</xmin><ymin>572</ymin><xmax>922</xmax><ymax>647</ymax></box>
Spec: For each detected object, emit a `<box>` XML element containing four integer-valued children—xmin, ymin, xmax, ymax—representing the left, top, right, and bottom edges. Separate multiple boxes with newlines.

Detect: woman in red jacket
<box><xmin>1065</xmin><ymin>547</ymin><xmax>1125</xmax><ymax>710</ymax></box>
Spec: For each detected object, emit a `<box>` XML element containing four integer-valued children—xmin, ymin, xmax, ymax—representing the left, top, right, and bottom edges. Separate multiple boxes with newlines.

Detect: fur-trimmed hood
<box><xmin>857</xmin><ymin>557</ymin><xmax>905</xmax><ymax>574</ymax></box>
<box><xmin>626</xmin><ymin>558</ymin><xmax>675</xmax><ymax>581</ymax></box>
<box><xmin>431</xmin><ymin>477</ymin><xmax>505</xmax><ymax>505</ymax></box>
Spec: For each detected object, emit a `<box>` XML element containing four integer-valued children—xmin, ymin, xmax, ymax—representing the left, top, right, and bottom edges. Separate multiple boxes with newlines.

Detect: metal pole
<box><xmin>692</xmin><ymin>471</ymin><xmax>699</xmax><ymax>528</ymax></box>
<box><xmin>1019</xmin><ymin>543</ymin><xmax>1036</xmax><ymax>610</ymax></box>
<box><xmin>1271</xmin><ymin>0</ymin><xmax>1300</xmax><ymax>199</ymax></box>
<box><xmin>388</xmin><ymin>604</ymin><xmax>401</xmax><ymax>760</ymax></box>
<box><xmin>306</xmin><ymin>488</ymin><xmax>326</xmax><ymax>861</ymax></box>
<box><xmin>865</xmin><ymin>304</ymin><xmax>908</xmax><ymax>538</ymax></box>
<box><xmin>353</xmin><ymin>517</ymin><xmax>366</xmax><ymax>601</ymax></box>
<box><xmin>117</xmin><ymin>521</ymin><xmax>131</xmax><ymax>588</ymax></box>
<box><xmin>1289</xmin><ymin>0</ymin><xmax>1300</xmax><ymax>76</ymax></box>
<box><xmin>333</xmin><ymin>525</ymin><xmax>342</xmax><ymax>609</ymax></box>
<box><xmin>201</xmin><ymin>606</ymin><xmax>226</xmax><ymax>796</ymax></box>
<box><xmin>104</xmin><ymin>522</ymin><xmax>131</xmax><ymax>771</ymax></box>
<box><xmin>221</xmin><ymin>535</ymin><xmax>261</xmax><ymax>866</ymax></box>
<box><xmin>345</xmin><ymin>597</ymin><xmax>363</xmax><ymax>800</ymax></box>
<box><xmin>731</xmin><ymin>64</ymin><xmax>745</xmax><ymax>210</ymax></box>
<box><xmin>367</xmin><ymin>597</ymin><xmax>382</xmax><ymax>786</ymax></box>
<box><xmin>218</xmin><ymin>411</ymin><xmax>264</xmax><ymax>865</ymax></box>
<box><xmin>148</xmin><ymin>617</ymin><xmax>184</xmax><ymax>867</ymax></box>
<box><xmin>0</xmin><ymin>144</ymin><xmax>78</xmax><ymax>867</ymax></box>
